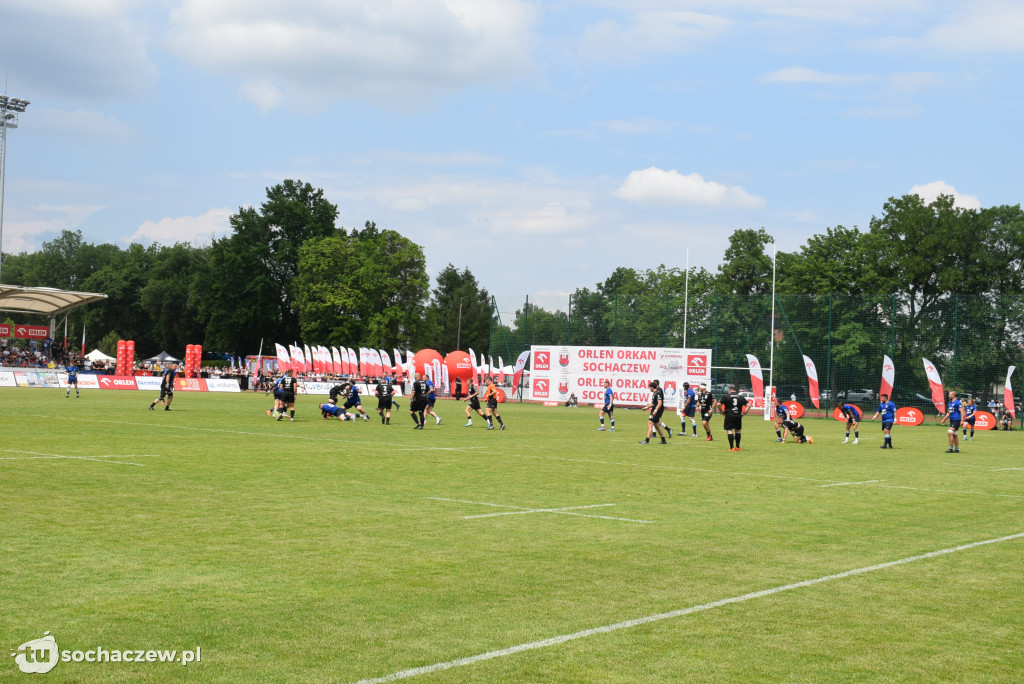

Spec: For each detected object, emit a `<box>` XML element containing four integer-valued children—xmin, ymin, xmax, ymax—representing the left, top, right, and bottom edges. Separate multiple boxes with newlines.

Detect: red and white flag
<box><xmin>371</xmin><ymin>348</ymin><xmax>384</xmax><ymax>377</ymax></box>
<box><xmin>432</xmin><ymin>359</ymin><xmax>443</xmax><ymax>389</ymax></box>
<box><xmin>467</xmin><ymin>347</ymin><xmax>478</xmax><ymax>384</ymax></box>
<box><xmin>348</xmin><ymin>347</ymin><xmax>359</xmax><ymax>375</ymax></box>
<box><xmin>392</xmin><ymin>349</ymin><xmax>404</xmax><ymax>382</ymax></box>
<box><xmin>880</xmin><ymin>355</ymin><xmax>895</xmax><ymax>399</ymax></box>
<box><xmin>379</xmin><ymin>349</ymin><xmax>393</xmax><ymax>377</ymax></box>
<box><xmin>81</xmin><ymin>324</ymin><xmax>86</xmax><ymax>357</ymax></box>
<box><xmin>745</xmin><ymin>354</ymin><xmax>764</xmax><ymax>399</ymax></box>
<box><xmin>922</xmin><ymin>358</ymin><xmax>945</xmax><ymax>414</ymax></box>
<box><xmin>331</xmin><ymin>347</ymin><xmax>341</xmax><ymax>375</ymax></box>
<box><xmin>276</xmin><ymin>343</ymin><xmax>291</xmax><ymax>372</ymax></box>
<box><xmin>304</xmin><ymin>344</ymin><xmax>313</xmax><ymax>373</ymax></box>
<box><xmin>406</xmin><ymin>349</ymin><xmax>415</xmax><ymax>379</ymax></box>
<box><xmin>289</xmin><ymin>345</ymin><xmax>303</xmax><ymax>373</ymax></box>
<box><xmin>1006</xmin><ymin>365</ymin><xmax>1017</xmax><ymax>419</ymax></box>
<box><xmin>512</xmin><ymin>350</ymin><xmax>531</xmax><ymax>388</ymax></box>
<box><xmin>802</xmin><ymin>355</ymin><xmax>820</xmax><ymax>409</ymax></box>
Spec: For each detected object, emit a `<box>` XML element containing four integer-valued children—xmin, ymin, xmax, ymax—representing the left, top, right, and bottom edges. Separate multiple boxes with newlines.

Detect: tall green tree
<box><xmin>426</xmin><ymin>264</ymin><xmax>491</xmax><ymax>353</ymax></box>
<box><xmin>295</xmin><ymin>222</ymin><xmax>430</xmax><ymax>349</ymax></box>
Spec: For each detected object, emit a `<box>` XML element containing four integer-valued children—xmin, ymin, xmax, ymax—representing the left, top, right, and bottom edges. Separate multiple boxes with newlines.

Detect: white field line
<box><xmin>860</xmin><ymin>483</ymin><xmax>1024</xmax><ymax>499</ymax></box>
<box><xmin>942</xmin><ymin>462</ymin><xmax>994</xmax><ymax>469</ymax></box>
<box><xmin>429</xmin><ymin>498</ymin><xmax>654</xmax><ymax>524</ymax></box>
<box><xmin>4</xmin><ymin>412</ymin><xmax>484</xmax><ymax>453</ymax></box>
<box><xmin>462</xmin><ymin>503</ymin><xmax>616</xmax><ymax>518</ymax></box>
<box><xmin>0</xmin><ymin>449</ymin><xmax>155</xmax><ymax>467</ymax></box>
<box><xmin>348</xmin><ymin>531</ymin><xmax>1024</xmax><ymax>684</ymax></box>
<box><xmin>991</xmin><ymin>467</ymin><xmax>1024</xmax><ymax>472</ymax></box>
<box><xmin>503</xmin><ymin>453</ymin><xmax>1021</xmax><ymax>499</ymax></box>
<box><xmin>818</xmin><ymin>480</ymin><xmax>884</xmax><ymax>488</ymax></box>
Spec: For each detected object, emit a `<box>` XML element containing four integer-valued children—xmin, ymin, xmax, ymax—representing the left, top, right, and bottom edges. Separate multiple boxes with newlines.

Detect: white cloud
<box><xmin>0</xmin><ymin>204</ymin><xmax>105</xmax><ymax>254</ymax></box>
<box><xmin>761</xmin><ymin>67</ymin><xmax>865</xmax><ymax>85</ymax></box>
<box><xmin>592</xmin><ymin>117</ymin><xmax>675</xmax><ymax>134</ymax></box>
<box><xmin>125</xmin><ymin>207</ymin><xmax>233</xmax><ymax>245</ymax></box>
<box><xmin>613</xmin><ymin>167</ymin><xmax>765</xmax><ymax>209</ymax></box>
<box><xmin>238</xmin><ymin>81</ymin><xmax>285</xmax><ymax>111</ymax></box>
<box><xmin>1</xmin><ymin>1</ymin><xmax>156</xmax><ymax>101</ymax></box>
<box><xmin>923</xmin><ymin>1</ymin><xmax>1024</xmax><ymax>53</ymax></box>
<box><xmin>909</xmin><ymin>181</ymin><xmax>981</xmax><ymax>210</ymax></box>
<box><xmin>30</xmin><ymin>108</ymin><xmax>138</xmax><ymax>144</ymax></box>
<box><xmin>580</xmin><ymin>11</ymin><xmax>733</xmax><ymax>58</ymax></box>
<box><xmin>166</xmin><ymin>0</ymin><xmax>538</xmax><ymax>108</ymax></box>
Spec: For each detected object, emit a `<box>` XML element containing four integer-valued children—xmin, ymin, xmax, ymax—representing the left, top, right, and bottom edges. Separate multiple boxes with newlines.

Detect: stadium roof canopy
<box><xmin>0</xmin><ymin>285</ymin><xmax>107</xmax><ymax>319</ymax></box>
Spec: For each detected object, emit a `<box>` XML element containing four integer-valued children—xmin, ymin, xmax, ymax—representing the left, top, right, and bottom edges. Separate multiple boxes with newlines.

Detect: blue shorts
<box><xmin>949</xmin><ymin>419</ymin><xmax>961</xmax><ymax>430</ymax></box>
<box><xmin>344</xmin><ymin>397</ymin><xmax>360</xmax><ymax>409</ymax></box>
<box><xmin>881</xmin><ymin>421</ymin><xmax>893</xmax><ymax>431</ymax></box>
<box><xmin>965</xmin><ymin>417</ymin><xmax>976</xmax><ymax>425</ymax></box>
<box><xmin>683</xmin><ymin>406</ymin><xmax>695</xmax><ymax>418</ymax></box>
<box><xmin>427</xmin><ymin>396</ymin><xmax>436</xmax><ymax>406</ymax></box>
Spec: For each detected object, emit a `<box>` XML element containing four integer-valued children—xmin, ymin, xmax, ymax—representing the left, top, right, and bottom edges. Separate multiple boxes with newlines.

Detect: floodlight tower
<box><xmin>0</xmin><ymin>93</ymin><xmax>30</xmax><ymax>283</ymax></box>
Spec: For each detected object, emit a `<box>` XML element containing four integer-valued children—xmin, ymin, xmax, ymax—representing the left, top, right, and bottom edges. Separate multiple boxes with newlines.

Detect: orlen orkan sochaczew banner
<box><xmin>529</xmin><ymin>345</ymin><xmax>712</xmax><ymax>407</ymax></box>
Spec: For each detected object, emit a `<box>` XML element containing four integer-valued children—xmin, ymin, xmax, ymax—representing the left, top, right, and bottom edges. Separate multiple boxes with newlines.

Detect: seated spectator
<box><xmin>565</xmin><ymin>392</ymin><xmax>578</xmax><ymax>408</ymax></box>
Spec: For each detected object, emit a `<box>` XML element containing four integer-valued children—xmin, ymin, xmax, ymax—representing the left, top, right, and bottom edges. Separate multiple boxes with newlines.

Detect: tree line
<box><xmin>3</xmin><ymin>179</ymin><xmax>1022</xmax><ymax>393</ymax></box>
<box><xmin>0</xmin><ymin>180</ymin><xmax>492</xmax><ymax>358</ymax></box>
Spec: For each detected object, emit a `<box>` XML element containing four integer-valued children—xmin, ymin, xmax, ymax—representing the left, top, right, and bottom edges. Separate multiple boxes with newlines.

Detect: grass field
<box><xmin>2</xmin><ymin>388</ymin><xmax>1022</xmax><ymax>682</ymax></box>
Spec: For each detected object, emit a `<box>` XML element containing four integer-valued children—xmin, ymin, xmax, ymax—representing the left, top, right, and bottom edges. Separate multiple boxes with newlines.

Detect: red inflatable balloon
<box><xmin>444</xmin><ymin>351</ymin><xmax>474</xmax><ymax>383</ymax></box>
<box><xmin>412</xmin><ymin>349</ymin><xmax>444</xmax><ymax>376</ymax></box>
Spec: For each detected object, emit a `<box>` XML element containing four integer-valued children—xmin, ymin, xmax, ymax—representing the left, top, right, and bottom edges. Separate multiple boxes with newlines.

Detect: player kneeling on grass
<box><xmin>939</xmin><ymin>389</ymin><xmax>962</xmax><ymax>453</ymax></box>
<box><xmin>870</xmin><ymin>393</ymin><xmax>897</xmax><ymax>449</ymax></box>
<box><xmin>320</xmin><ymin>403</ymin><xmax>354</xmax><ymax>421</ymax></box>
<box><xmin>774</xmin><ymin>397</ymin><xmax>811</xmax><ymax>443</ymax></box>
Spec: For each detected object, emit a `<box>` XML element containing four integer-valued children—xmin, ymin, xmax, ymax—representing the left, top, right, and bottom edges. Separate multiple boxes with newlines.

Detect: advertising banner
<box><xmin>135</xmin><ymin>376</ymin><xmax>163</xmax><ymax>391</ymax></box>
<box><xmin>174</xmin><ymin>377</ymin><xmax>208</xmax><ymax>392</ymax></box>
<box><xmin>206</xmin><ymin>379</ymin><xmax>242</xmax><ymax>392</ymax></box>
<box><xmin>14</xmin><ymin>371</ymin><xmax>61</xmax><ymax>387</ymax></box>
<box><xmin>0</xmin><ymin>371</ymin><xmax>17</xmax><ymax>387</ymax></box>
<box><xmin>529</xmin><ymin>345</ymin><xmax>712</xmax><ymax>407</ymax></box>
<box><xmin>0</xmin><ymin>324</ymin><xmax>10</xmax><ymax>337</ymax></box>
<box><xmin>895</xmin><ymin>406</ymin><xmax>925</xmax><ymax>426</ymax></box>
<box><xmin>14</xmin><ymin>325</ymin><xmax>50</xmax><ymax>340</ymax></box>
<box><xmin>97</xmin><ymin>375</ymin><xmax>139</xmax><ymax>390</ymax></box>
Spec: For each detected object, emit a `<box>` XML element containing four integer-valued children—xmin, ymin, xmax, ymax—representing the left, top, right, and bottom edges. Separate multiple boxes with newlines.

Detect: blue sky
<box><xmin>2</xmin><ymin>0</ymin><xmax>1022</xmax><ymax>309</ymax></box>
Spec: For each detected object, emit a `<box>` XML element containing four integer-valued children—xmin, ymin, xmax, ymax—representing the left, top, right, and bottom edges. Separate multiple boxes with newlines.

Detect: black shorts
<box><xmin>701</xmin><ymin>411</ymin><xmax>714</xmax><ymax>422</ymax></box>
<box><xmin>881</xmin><ymin>421</ymin><xmax>894</xmax><ymax>431</ymax></box>
<box><xmin>949</xmin><ymin>419</ymin><xmax>961</xmax><ymax>430</ymax></box>
<box><xmin>683</xmin><ymin>406</ymin><xmax>695</xmax><ymax>417</ymax></box>
<box><xmin>486</xmin><ymin>399</ymin><xmax>498</xmax><ymax>410</ymax></box>
<box><xmin>965</xmin><ymin>417</ymin><xmax>976</xmax><ymax>425</ymax></box>
<box><xmin>846</xmin><ymin>416</ymin><xmax>860</xmax><ymax>426</ymax></box>
<box><xmin>378</xmin><ymin>398</ymin><xmax>393</xmax><ymax>410</ymax></box>
<box><xmin>411</xmin><ymin>399</ymin><xmax>426</xmax><ymax>412</ymax></box>
<box><xmin>281</xmin><ymin>392</ymin><xmax>295</xmax><ymax>404</ymax></box>
<box><xmin>723</xmin><ymin>416</ymin><xmax>743</xmax><ymax>431</ymax></box>
<box><xmin>648</xmin><ymin>408</ymin><xmax>664</xmax><ymax>423</ymax></box>
<box><xmin>159</xmin><ymin>387</ymin><xmax>174</xmax><ymax>401</ymax></box>
<box><xmin>469</xmin><ymin>398</ymin><xmax>481</xmax><ymax>410</ymax></box>
<box><xmin>602</xmin><ymin>404</ymin><xmax>613</xmax><ymax>414</ymax></box>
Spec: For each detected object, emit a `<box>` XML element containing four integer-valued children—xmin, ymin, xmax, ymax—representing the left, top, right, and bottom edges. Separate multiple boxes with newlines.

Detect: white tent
<box><xmin>84</xmin><ymin>348</ymin><xmax>116</xmax><ymax>362</ymax></box>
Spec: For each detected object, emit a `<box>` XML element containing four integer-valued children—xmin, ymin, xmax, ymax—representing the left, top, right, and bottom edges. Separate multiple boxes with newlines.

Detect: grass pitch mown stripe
<box><xmin>350</xmin><ymin>530</ymin><xmax>1024</xmax><ymax>684</ymax></box>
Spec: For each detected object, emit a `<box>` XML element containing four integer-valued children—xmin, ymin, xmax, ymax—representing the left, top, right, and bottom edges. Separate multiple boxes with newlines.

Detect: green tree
<box><xmin>295</xmin><ymin>222</ymin><xmax>430</xmax><ymax>349</ymax></box>
<box><xmin>140</xmin><ymin>243</ymin><xmax>206</xmax><ymax>354</ymax></box>
<box><xmin>426</xmin><ymin>264</ymin><xmax>491</xmax><ymax>353</ymax></box>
